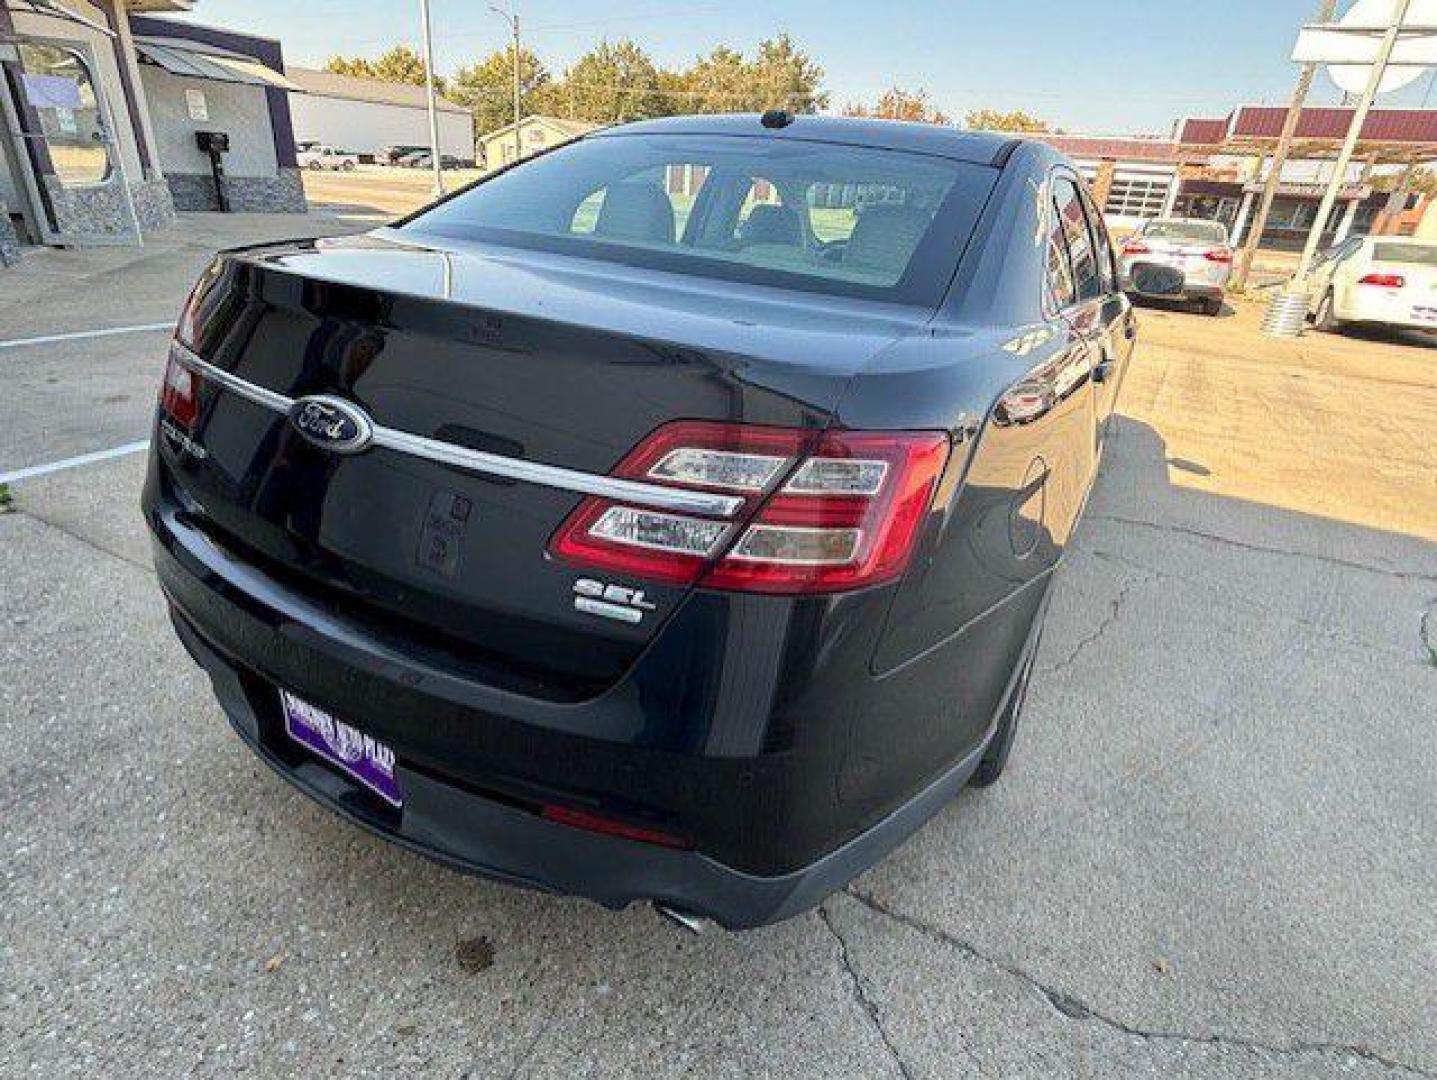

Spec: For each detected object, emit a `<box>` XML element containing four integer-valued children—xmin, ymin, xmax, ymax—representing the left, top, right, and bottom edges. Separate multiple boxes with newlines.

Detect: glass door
<box><xmin>0</xmin><ymin>35</ymin><xmax>140</xmax><ymax>246</ymax></box>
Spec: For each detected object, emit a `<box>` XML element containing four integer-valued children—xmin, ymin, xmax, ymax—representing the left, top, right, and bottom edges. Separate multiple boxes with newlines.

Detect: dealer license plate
<box><xmin>280</xmin><ymin>690</ymin><xmax>402</xmax><ymax>807</ymax></box>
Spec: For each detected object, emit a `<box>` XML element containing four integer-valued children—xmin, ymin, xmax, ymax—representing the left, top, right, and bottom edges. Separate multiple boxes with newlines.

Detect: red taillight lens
<box><xmin>1122</xmin><ymin>241</ymin><xmax>1150</xmax><ymax>256</ymax></box>
<box><xmin>1204</xmin><ymin>249</ymin><xmax>1233</xmax><ymax>264</ymax></box>
<box><xmin>548</xmin><ymin>421</ymin><xmax>951</xmax><ymax>595</ymax></box>
<box><xmin>159</xmin><ymin>344</ymin><xmax>201</xmax><ymax>428</ymax></box>
<box><xmin>1359</xmin><ymin>273</ymin><xmax>1405</xmax><ymax>288</ymax></box>
<box><xmin>540</xmin><ymin>804</ymin><xmax>689</xmax><ymax>849</ymax></box>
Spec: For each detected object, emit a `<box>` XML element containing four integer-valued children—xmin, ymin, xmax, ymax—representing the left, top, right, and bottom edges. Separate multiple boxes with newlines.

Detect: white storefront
<box><xmin>285</xmin><ymin>67</ymin><xmax>472</xmax><ymax>162</ymax></box>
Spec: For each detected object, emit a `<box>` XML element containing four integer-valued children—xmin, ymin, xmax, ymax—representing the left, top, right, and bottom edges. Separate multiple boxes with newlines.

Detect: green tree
<box><xmin>325</xmin><ymin>46</ymin><xmax>444</xmax><ymax>93</ymax></box>
<box><xmin>324</xmin><ymin>55</ymin><xmax>376</xmax><ymax>78</ymax></box>
<box><xmin>552</xmin><ymin>40</ymin><xmax>669</xmax><ymax>123</ymax></box>
<box><xmin>751</xmin><ymin>34</ymin><xmax>827</xmax><ymax>113</ymax></box>
<box><xmin>682</xmin><ymin>45</ymin><xmax>752</xmax><ymax>112</ymax></box>
<box><xmin>451</xmin><ymin>46</ymin><xmax>550</xmax><ymax>136</ymax></box>
<box><xmin>844</xmin><ymin>87</ymin><xmax>950</xmax><ymax>125</ymax></box>
<box><xmin>963</xmin><ymin>108</ymin><xmax>1051</xmax><ymax>133</ymax></box>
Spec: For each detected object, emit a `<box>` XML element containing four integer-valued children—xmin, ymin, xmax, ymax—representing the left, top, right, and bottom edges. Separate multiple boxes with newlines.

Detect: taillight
<box><xmin>1122</xmin><ymin>241</ymin><xmax>1150</xmax><ymax>256</ymax></box>
<box><xmin>549</xmin><ymin>421</ymin><xmax>950</xmax><ymax>594</ymax></box>
<box><xmin>159</xmin><ymin>343</ymin><xmax>201</xmax><ymax>428</ymax></box>
<box><xmin>1359</xmin><ymin>273</ymin><xmax>1405</xmax><ymax>288</ymax></box>
<box><xmin>1204</xmin><ymin>249</ymin><xmax>1233</xmax><ymax>264</ymax></box>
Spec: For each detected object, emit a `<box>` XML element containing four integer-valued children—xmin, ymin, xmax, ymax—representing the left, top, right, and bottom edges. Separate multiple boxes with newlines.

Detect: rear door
<box><xmin>1049</xmin><ymin>172</ymin><xmax>1114</xmax><ymax>458</ymax></box>
<box><xmin>1079</xmin><ymin>183</ymin><xmax>1135</xmax><ymax>434</ymax></box>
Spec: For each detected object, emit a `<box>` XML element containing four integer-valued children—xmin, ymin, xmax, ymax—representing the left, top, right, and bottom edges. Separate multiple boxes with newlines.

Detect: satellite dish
<box><xmin>1328</xmin><ymin>0</ymin><xmax>1437</xmax><ymax>94</ymax></box>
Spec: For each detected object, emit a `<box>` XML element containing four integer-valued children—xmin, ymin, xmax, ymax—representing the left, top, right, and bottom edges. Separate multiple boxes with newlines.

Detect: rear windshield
<box><xmin>1141</xmin><ymin>219</ymin><xmax>1228</xmax><ymax>245</ymax></box>
<box><xmin>400</xmin><ymin>133</ymin><xmax>997</xmax><ymax>305</ymax></box>
<box><xmin>1373</xmin><ymin>243</ymin><xmax>1437</xmax><ymax>266</ymax></box>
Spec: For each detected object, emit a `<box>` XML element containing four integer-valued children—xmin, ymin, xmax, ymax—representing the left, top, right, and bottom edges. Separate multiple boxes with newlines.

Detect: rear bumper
<box><xmin>1335</xmin><ymin>292</ymin><xmax>1437</xmax><ymax>330</ymax></box>
<box><xmin>1119</xmin><ymin>261</ymin><xmax>1227</xmax><ymax>300</ymax></box>
<box><xmin>146</xmin><ymin>464</ymin><xmax>1044</xmax><ymax>928</ymax></box>
<box><xmin>171</xmin><ymin>608</ymin><xmax>987</xmax><ymax>929</ymax></box>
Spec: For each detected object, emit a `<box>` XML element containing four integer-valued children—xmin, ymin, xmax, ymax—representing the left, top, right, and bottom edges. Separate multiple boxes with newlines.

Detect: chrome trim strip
<box><xmin>176</xmin><ymin>343</ymin><xmax>292</xmax><ymax>413</ymax></box>
<box><xmin>171</xmin><ymin>343</ymin><xmax>745</xmax><ymax>518</ymax></box>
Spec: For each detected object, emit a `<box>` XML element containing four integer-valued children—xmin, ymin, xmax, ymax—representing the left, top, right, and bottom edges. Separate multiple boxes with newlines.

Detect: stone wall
<box><xmin>166</xmin><ymin>166</ymin><xmax>307</xmax><ymax>214</ymax></box>
<box><xmin>0</xmin><ymin>201</ymin><xmax>20</xmax><ymax>267</ymax></box>
<box><xmin>40</xmin><ymin>174</ymin><xmax>175</xmax><ymax>240</ymax></box>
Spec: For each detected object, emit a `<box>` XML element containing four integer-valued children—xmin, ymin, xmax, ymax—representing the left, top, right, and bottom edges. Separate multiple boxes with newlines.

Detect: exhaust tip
<box><xmin>653</xmin><ymin>902</ymin><xmax>713</xmax><ymax>935</ymax></box>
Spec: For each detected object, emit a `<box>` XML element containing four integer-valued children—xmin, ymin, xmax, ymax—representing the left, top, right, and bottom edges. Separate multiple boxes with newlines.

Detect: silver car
<box><xmin>1120</xmin><ymin>217</ymin><xmax>1232</xmax><ymax>316</ymax></box>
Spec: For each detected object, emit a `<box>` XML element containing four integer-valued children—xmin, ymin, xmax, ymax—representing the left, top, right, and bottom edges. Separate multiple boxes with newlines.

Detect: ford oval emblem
<box><xmin>288</xmin><ymin>395</ymin><xmax>374</xmax><ymax>455</ymax></box>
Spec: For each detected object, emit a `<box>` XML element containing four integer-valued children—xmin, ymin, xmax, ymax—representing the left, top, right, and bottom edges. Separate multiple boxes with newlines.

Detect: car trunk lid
<box><xmin>159</xmin><ymin>232</ymin><xmax>922</xmax><ymax>698</ymax></box>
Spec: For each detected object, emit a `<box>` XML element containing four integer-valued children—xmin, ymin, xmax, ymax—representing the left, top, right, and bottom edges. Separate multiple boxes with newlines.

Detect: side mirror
<box><xmin>1128</xmin><ymin>261</ymin><xmax>1186</xmax><ymax>299</ymax></box>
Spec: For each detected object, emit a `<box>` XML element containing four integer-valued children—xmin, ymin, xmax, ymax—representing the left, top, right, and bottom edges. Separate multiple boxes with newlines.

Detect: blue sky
<box><xmin>193</xmin><ymin>0</ymin><xmax>1435</xmax><ymax>133</ymax></box>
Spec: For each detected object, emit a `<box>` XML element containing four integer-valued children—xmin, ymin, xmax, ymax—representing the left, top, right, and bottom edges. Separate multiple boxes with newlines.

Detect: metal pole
<box><xmin>511</xmin><ymin>8</ymin><xmax>522</xmax><ymax>164</ymax></box>
<box><xmin>419</xmin><ymin>0</ymin><xmax>444</xmax><ymax>196</ymax></box>
<box><xmin>1292</xmin><ymin>0</ymin><xmax>1413</xmax><ymax>286</ymax></box>
<box><xmin>97</xmin><ymin>61</ymin><xmax>143</xmax><ymax>247</ymax></box>
<box><xmin>1232</xmin><ymin>0</ymin><xmax>1338</xmax><ymax>293</ymax></box>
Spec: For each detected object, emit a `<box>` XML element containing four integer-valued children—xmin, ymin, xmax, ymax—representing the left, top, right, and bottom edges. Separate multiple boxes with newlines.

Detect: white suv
<box><xmin>296</xmin><ymin>145</ymin><xmax>358</xmax><ymax>171</ymax></box>
<box><xmin>1306</xmin><ymin>235</ymin><xmax>1437</xmax><ymax>333</ymax></box>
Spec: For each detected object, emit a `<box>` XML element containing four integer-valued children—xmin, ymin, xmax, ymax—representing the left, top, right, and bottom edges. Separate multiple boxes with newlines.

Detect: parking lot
<box><xmin>2</xmin><ymin>204</ymin><xmax>1434</xmax><ymax>1078</ymax></box>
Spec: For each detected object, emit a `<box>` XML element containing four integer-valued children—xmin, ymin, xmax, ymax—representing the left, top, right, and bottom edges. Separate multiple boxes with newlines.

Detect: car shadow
<box><xmin>1328</xmin><ymin>322</ymin><xmax>1437</xmax><ymax>350</ymax></box>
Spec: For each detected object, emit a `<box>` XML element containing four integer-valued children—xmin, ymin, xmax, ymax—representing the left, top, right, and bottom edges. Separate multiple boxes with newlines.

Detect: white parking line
<box><xmin>0</xmin><ymin>322</ymin><xmax>174</xmax><ymax>351</ymax></box>
<box><xmin>0</xmin><ymin>440</ymin><xmax>151</xmax><ymax>486</ymax></box>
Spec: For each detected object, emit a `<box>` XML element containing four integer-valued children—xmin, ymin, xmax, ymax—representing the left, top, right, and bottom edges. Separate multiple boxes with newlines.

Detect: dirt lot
<box><xmin>1124</xmin><ymin>297</ymin><xmax>1437</xmax><ymax>541</ymax></box>
<box><xmin>1</xmin><ymin>207</ymin><xmax>1434</xmax><ymax>1078</ymax></box>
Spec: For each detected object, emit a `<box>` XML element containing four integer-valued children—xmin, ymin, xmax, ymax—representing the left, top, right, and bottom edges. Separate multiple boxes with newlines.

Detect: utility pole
<box><xmin>491</xmin><ymin>3</ymin><xmax>522</xmax><ymax>164</ymax></box>
<box><xmin>1232</xmin><ymin>0</ymin><xmax>1338</xmax><ymax>293</ymax></box>
<box><xmin>419</xmin><ymin>0</ymin><xmax>444</xmax><ymax>196</ymax></box>
<box><xmin>1293</xmin><ymin>0</ymin><xmax>1413</xmax><ymax>284</ymax></box>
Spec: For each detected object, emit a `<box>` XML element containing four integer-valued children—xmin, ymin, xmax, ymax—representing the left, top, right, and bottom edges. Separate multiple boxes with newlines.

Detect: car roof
<box><xmin>591</xmin><ymin>113</ymin><xmax>1021</xmax><ymax>167</ymax></box>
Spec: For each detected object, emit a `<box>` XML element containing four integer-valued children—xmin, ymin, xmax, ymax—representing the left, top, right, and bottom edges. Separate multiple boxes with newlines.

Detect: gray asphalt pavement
<box><xmin>1</xmin><ymin>212</ymin><xmax>1433</xmax><ymax>1079</ymax></box>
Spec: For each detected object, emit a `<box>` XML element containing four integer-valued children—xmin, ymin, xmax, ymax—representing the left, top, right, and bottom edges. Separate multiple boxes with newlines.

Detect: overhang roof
<box><xmin>135</xmin><ymin>34</ymin><xmax>298</xmax><ymax>90</ymax></box>
<box><xmin>1178</xmin><ymin>106</ymin><xmax>1437</xmax><ymax>163</ymax></box>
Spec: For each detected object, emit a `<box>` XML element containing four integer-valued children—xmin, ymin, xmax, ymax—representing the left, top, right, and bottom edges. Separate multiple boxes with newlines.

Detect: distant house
<box><xmin>478</xmin><ymin>115</ymin><xmax>596</xmax><ymax>169</ymax></box>
<box><xmin>285</xmin><ymin>67</ymin><xmax>473</xmax><ymax>163</ymax></box>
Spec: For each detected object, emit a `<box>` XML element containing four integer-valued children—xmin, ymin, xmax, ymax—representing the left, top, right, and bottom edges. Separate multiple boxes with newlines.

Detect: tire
<box><xmin>306</xmin><ymin>161</ymin><xmax>322</xmax><ymax>171</ymax></box>
<box><xmin>969</xmin><ymin>635</ymin><xmax>1039</xmax><ymax>788</ymax></box>
<box><xmin>1314</xmin><ymin>289</ymin><xmax>1341</xmax><ymax>333</ymax></box>
<box><xmin>1202</xmin><ymin>297</ymin><xmax>1223</xmax><ymax>317</ymax></box>
<box><xmin>341</xmin><ymin>160</ymin><xmax>355</xmax><ymax>172</ymax></box>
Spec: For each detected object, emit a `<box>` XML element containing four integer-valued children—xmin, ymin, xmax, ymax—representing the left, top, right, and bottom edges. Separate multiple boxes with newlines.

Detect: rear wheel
<box><xmin>969</xmin><ymin>636</ymin><xmax>1039</xmax><ymax>788</ymax></box>
<box><xmin>1315</xmin><ymin>289</ymin><xmax>1342</xmax><ymax>333</ymax></box>
<box><xmin>1201</xmin><ymin>296</ymin><xmax>1224</xmax><ymax>317</ymax></box>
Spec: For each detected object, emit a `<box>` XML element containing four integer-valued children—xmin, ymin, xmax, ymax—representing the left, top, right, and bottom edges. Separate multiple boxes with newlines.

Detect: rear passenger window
<box><xmin>1045</xmin><ymin>184</ymin><xmax>1077</xmax><ymax>310</ymax></box>
<box><xmin>1081</xmin><ymin>189</ymin><xmax>1118</xmax><ymax>295</ymax></box>
<box><xmin>1053</xmin><ymin>177</ymin><xmax>1101</xmax><ymax>302</ymax></box>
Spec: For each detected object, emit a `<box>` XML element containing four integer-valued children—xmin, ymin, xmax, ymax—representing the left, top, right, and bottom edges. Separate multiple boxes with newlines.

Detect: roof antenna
<box><xmin>760</xmin><ymin>109</ymin><xmax>794</xmax><ymax>129</ymax></box>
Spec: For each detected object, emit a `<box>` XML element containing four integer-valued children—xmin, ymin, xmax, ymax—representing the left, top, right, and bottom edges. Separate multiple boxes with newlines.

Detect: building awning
<box><xmin>134</xmin><ymin>36</ymin><xmax>298</xmax><ymax>91</ymax></box>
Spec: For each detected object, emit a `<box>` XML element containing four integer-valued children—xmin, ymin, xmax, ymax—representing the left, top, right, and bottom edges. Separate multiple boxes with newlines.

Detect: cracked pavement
<box><xmin>3</xmin><ymin>216</ymin><xmax>1435</xmax><ymax>1077</ymax></box>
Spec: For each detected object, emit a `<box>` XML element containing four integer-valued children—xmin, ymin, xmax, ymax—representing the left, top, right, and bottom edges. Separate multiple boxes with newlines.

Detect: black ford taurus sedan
<box><xmin>144</xmin><ymin>113</ymin><xmax>1135</xmax><ymax>929</ymax></box>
